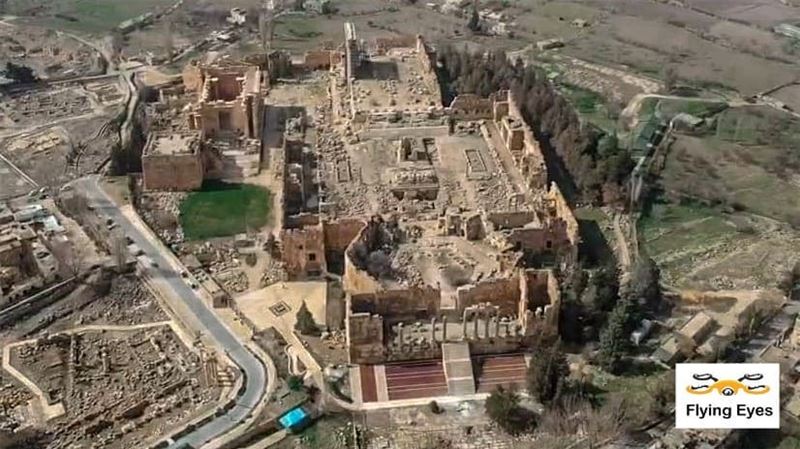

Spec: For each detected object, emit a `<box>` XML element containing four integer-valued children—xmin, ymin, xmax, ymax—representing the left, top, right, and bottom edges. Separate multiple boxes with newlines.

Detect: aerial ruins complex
<box><xmin>135</xmin><ymin>21</ymin><xmax>580</xmax><ymax>399</ymax></box>
<box><xmin>275</xmin><ymin>23</ymin><xmax>579</xmax><ymax>371</ymax></box>
<box><xmin>142</xmin><ymin>61</ymin><xmax>265</xmax><ymax>190</ymax></box>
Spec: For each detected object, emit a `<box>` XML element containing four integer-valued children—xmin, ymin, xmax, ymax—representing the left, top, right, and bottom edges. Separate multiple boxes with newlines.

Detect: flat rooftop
<box><xmin>351</xmin><ymin>50</ymin><xmax>439</xmax><ymax>113</ymax></box>
<box><xmin>144</xmin><ymin>132</ymin><xmax>201</xmax><ymax>156</ymax></box>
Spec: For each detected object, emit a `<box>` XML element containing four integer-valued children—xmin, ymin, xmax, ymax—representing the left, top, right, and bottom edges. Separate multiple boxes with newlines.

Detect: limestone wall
<box><xmin>374</xmin><ymin>35</ymin><xmax>418</xmax><ymax>54</ymax></box>
<box><xmin>302</xmin><ymin>50</ymin><xmax>341</xmax><ymax>70</ymax></box>
<box><xmin>347</xmin><ymin>311</ymin><xmax>385</xmax><ymax>363</ymax></box>
<box><xmin>197</xmin><ymin>102</ymin><xmax>254</xmax><ymax>139</ymax></box>
<box><xmin>519</xmin><ymin>269</ymin><xmax>560</xmax><ymax>330</ymax></box>
<box><xmin>547</xmin><ymin>183</ymin><xmax>580</xmax><ymax>262</ymax></box>
<box><xmin>485</xmin><ymin>211</ymin><xmax>538</xmax><ymax>230</ymax></box>
<box><xmin>280</xmin><ymin>225</ymin><xmax>327</xmax><ymax>279</ymax></box>
<box><xmin>142</xmin><ymin>153</ymin><xmax>203</xmax><ymax>191</ymax></box>
<box><xmin>182</xmin><ymin>64</ymin><xmax>203</xmax><ymax>92</ymax></box>
<box><xmin>455</xmin><ymin>277</ymin><xmax>520</xmax><ymax>317</ymax></box>
<box><xmin>342</xmin><ymin>249</ymin><xmax>383</xmax><ymax>294</ymax></box>
<box><xmin>350</xmin><ymin>287</ymin><xmax>441</xmax><ymax>317</ymax></box>
<box><xmin>448</xmin><ymin>94</ymin><xmax>494</xmax><ymax>120</ymax></box>
<box><xmin>323</xmin><ymin>218</ymin><xmax>364</xmax><ymax>252</ymax></box>
<box><xmin>496</xmin><ymin>90</ymin><xmax>547</xmax><ymax>190</ymax></box>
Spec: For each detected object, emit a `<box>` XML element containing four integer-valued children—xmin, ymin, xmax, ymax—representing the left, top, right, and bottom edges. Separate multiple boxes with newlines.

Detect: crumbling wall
<box><xmin>343</xmin><ymin>256</ymin><xmax>382</xmax><ymax>293</ymax></box>
<box><xmin>415</xmin><ymin>35</ymin><xmax>436</xmax><ymax>73</ymax></box>
<box><xmin>495</xmin><ymin>90</ymin><xmax>547</xmax><ymax>190</ymax></box>
<box><xmin>350</xmin><ymin>287</ymin><xmax>440</xmax><ymax>317</ymax></box>
<box><xmin>519</xmin><ymin>269</ymin><xmax>560</xmax><ymax>330</ymax></box>
<box><xmin>347</xmin><ymin>312</ymin><xmax>384</xmax><ymax>363</ymax></box>
<box><xmin>141</xmin><ymin>153</ymin><xmax>203</xmax><ymax>191</ymax></box>
<box><xmin>485</xmin><ymin>211</ymin><xmax>538</xmax><ymax>230</ymax></box>
<box><xmin>506</xmin><ymin>227</ymin><xmax>553</xmax><ymax>253</ymax></box>
<box><xmin>455</xmin><ymin>277</ymin><xmax>520</xmax><ymax>317</ymax></box>
<box><xmin>448</xmin><ymin>94</ymin><xmax>494</xmax><ymax>120</ymax></box>
<box><xmin>196</xmin><ymin>102</ymin><xmax>252</xmax><ymax>138</ymax></box>
<box><xmin>280</xmin><ymin>225</ymin><xmax>327</xmax><ymax>279</ymax></box>
<box><xmin>302</xmin><ymin>50</ymin><xmax>341</xmax><ymax>70</ymax></box>
<box><xmin>374</xmin><ymin>35</ymin><xmax>418</xmax><ymax>54</ymax></box>
<box><xmin>547</xmin><ymin>183</ymin><xmax>579</xmax><ymax>265</ymax></box>
<box><xmin>182</xmin><ymin>64</ymin><xmax>203</xmax><ymax>92</ymax></box>
<box><xmin>323</xmin><ymin>219</ymin><xmax>365</xmax><ymax>252</ymax></box>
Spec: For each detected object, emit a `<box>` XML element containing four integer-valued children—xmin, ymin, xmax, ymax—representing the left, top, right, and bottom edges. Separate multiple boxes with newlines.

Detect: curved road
<box><xmin>75</xmin><ymin>176</ymin><xmax>266</xmax><ymax>448</ymax></box>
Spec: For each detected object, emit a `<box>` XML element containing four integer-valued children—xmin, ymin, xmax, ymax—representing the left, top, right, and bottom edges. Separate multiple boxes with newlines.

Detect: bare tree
<box><xmin>662</xmin><ymin>65</ymin><xmax>678</xmax><ymax>93</ymax></box>
<box><xmin>109</xmin><ymin>31</ymin><xmax>125</xmax><ymax>61</ymax></box>
<box><xmin>62</xmin><ymin>243</ymin><xmax>89</xmax><ymax>279</ymax></box>
<box><xmin>60</xmin><ymin>192</ymin><xmax>90</xmax><ymax>221</ymax></box>
<box><xmin>540</xmin><ymin>395</ymin><xmax>630</xmax><ymax>446</ymax></box>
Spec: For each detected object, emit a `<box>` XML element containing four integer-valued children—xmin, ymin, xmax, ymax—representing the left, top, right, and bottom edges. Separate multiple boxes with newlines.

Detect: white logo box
<box><xmin>675</xmin><ymin>363</ymin><xmax>780</xmax><ymax>429</ymax></box>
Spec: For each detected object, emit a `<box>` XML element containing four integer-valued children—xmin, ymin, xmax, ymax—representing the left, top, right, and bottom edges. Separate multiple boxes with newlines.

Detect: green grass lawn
<box><xmin>179</xmin><ymin>181</ymin><xmax>272</xmax><ymax>241</ymax></box>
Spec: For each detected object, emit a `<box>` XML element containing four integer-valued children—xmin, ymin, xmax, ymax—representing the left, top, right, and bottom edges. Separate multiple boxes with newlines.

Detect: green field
<box><xmin>179</xmin><ymin>181</ymin><xmax>272</xmax><ymax>241</ymax></box>
<box><xmin>7</xmin><ymin>0</ymin><xmax>174</xmax><ymax>33</ymax></box>
<box><xmin>716</xmin><ymin>106</ymin><xmax>800</xmax><ymax>148</ymax></box>
<box><xmin>558</xmin><ymin>83</ymin><xmax>619</xmax><ymax>133</ymax></box>
<box><xmin>639</xmin><ymin>202</ymin><xmax>738</xmax><ymax>257</ymax></box>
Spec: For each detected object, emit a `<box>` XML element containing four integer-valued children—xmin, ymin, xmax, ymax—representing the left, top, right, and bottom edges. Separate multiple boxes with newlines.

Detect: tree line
<box><xmin>435</xmin><ymin>45</ymin><xmax>634</xmax><ymax>206</ymax></box>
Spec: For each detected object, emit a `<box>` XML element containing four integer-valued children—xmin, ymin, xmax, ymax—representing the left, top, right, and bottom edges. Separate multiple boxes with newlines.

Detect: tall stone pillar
<box><xmin>397</xmin><ymin>322</ymin><xmax>404</xmax><ymax>345</ymax></box>
<box><xmin>473</xmin><ymin>311</ymin><xmax>480</xmax><ymax>339</ymax></box>
<box><xmin>442</xmin><ymin>316</ymin><xmax>448</xmax><ymax>342</ymax></box>
<box><xmin>430</xmin><ymin>317</ymin><xmax>437</xmax><ymax>343</ymax></box>
<box><xmin>484</xmin><ymin>312</ymin><xmax>491</xmax><ymax>339</ymax></box>
<box><xmin>461</xmin><ymin>312</ymin><xmax>468</xmax><ymax>340</ymax></box>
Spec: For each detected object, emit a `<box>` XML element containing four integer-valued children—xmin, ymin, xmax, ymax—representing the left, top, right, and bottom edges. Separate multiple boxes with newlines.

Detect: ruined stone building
<box><xmin>0</xmin><ymin>201</ymin><xmax>64</xmax><ymax>305</ymax></box>
<box><xmin>272</xmin><ymin>24</ymin><xmax>580</xmax><ymax>377</ymax></box>
<box><xmin>142</xmin><ymin>61</ymin><xmax>265</xmax><ymax>190</ymax></box>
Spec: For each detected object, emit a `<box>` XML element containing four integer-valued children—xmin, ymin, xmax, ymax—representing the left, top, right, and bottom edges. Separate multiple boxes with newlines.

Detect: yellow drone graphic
<box><xmin>686</xmin><ymin>373</ymin><xmax>770</xmax><ymax>396</ymax></box>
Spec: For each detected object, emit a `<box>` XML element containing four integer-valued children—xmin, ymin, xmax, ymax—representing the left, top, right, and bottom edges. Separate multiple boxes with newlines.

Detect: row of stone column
<box><xmin>395</xmin><ymin>314</ymin><xmax>524</xmax><ymax>346</ymax></box>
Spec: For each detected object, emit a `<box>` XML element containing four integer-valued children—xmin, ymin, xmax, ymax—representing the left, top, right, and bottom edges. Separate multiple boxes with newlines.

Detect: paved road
<box><xmin>76</xmin><ymin>176</ymin><xmax>267</xmax><ymax>448</ymax></box>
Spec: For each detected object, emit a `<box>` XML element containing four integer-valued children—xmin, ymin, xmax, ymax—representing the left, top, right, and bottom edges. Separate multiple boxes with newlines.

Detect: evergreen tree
<box><xmin>4</xmin><ymin>62</ymin><xmax>37</xmax><ymax>84</ymax></box>
<box><xmin>627</xmin><ymin>256</ymin><xmax>661</xmax><ymax>306</ymax></box>
<box><xmin>485</xmin><ymin>385</ymin><xmax>534</xmax><ymax>435</ymax></box>
<box><xmin>597</xmin><ymin>297</ymin><xmax>637</xmax><ymax>374</ymax></box>
<box><xmin>467</xmin><ymin>7</ymin><xmax>480</xmax><ymax>32</ymax></box>
<box><xmin>295</xmin><ymin>301</ymin><xmax>318</xmax><ymax>335</ymax></box>
<box><xmin>527</xmin><ymin>343</ymin><xmax>569</xmax><ymax>406</ymax></box>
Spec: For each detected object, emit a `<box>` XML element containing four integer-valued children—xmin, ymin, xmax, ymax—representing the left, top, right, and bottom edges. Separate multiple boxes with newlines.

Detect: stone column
<box><xmin>473</xmin><ymin>311</ymin><xmax>480</xmax><ymax>339</ymax></box>
<box><xmin>484</xmin><ymin>312</ymin><xmax>491</xmax><ymax>339</ymax></box>
<box><xmin>397</xmin><ymin>322</ymin><xmax>404</xmax><ymax>345</ymax></box>
<box><xmin>442</xmin><ymin>316</ymin><xmax>448</xmax><ymax>342</ymax></box>
<box><xmin>461</xmin><ymin>312</ymin><xmax>468</xmax><ymax>340</ymax></box>
<box><xmin>430</xmin><ymin>317</ymin><xmax>437</xmax><ymax>343</ymax></box>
